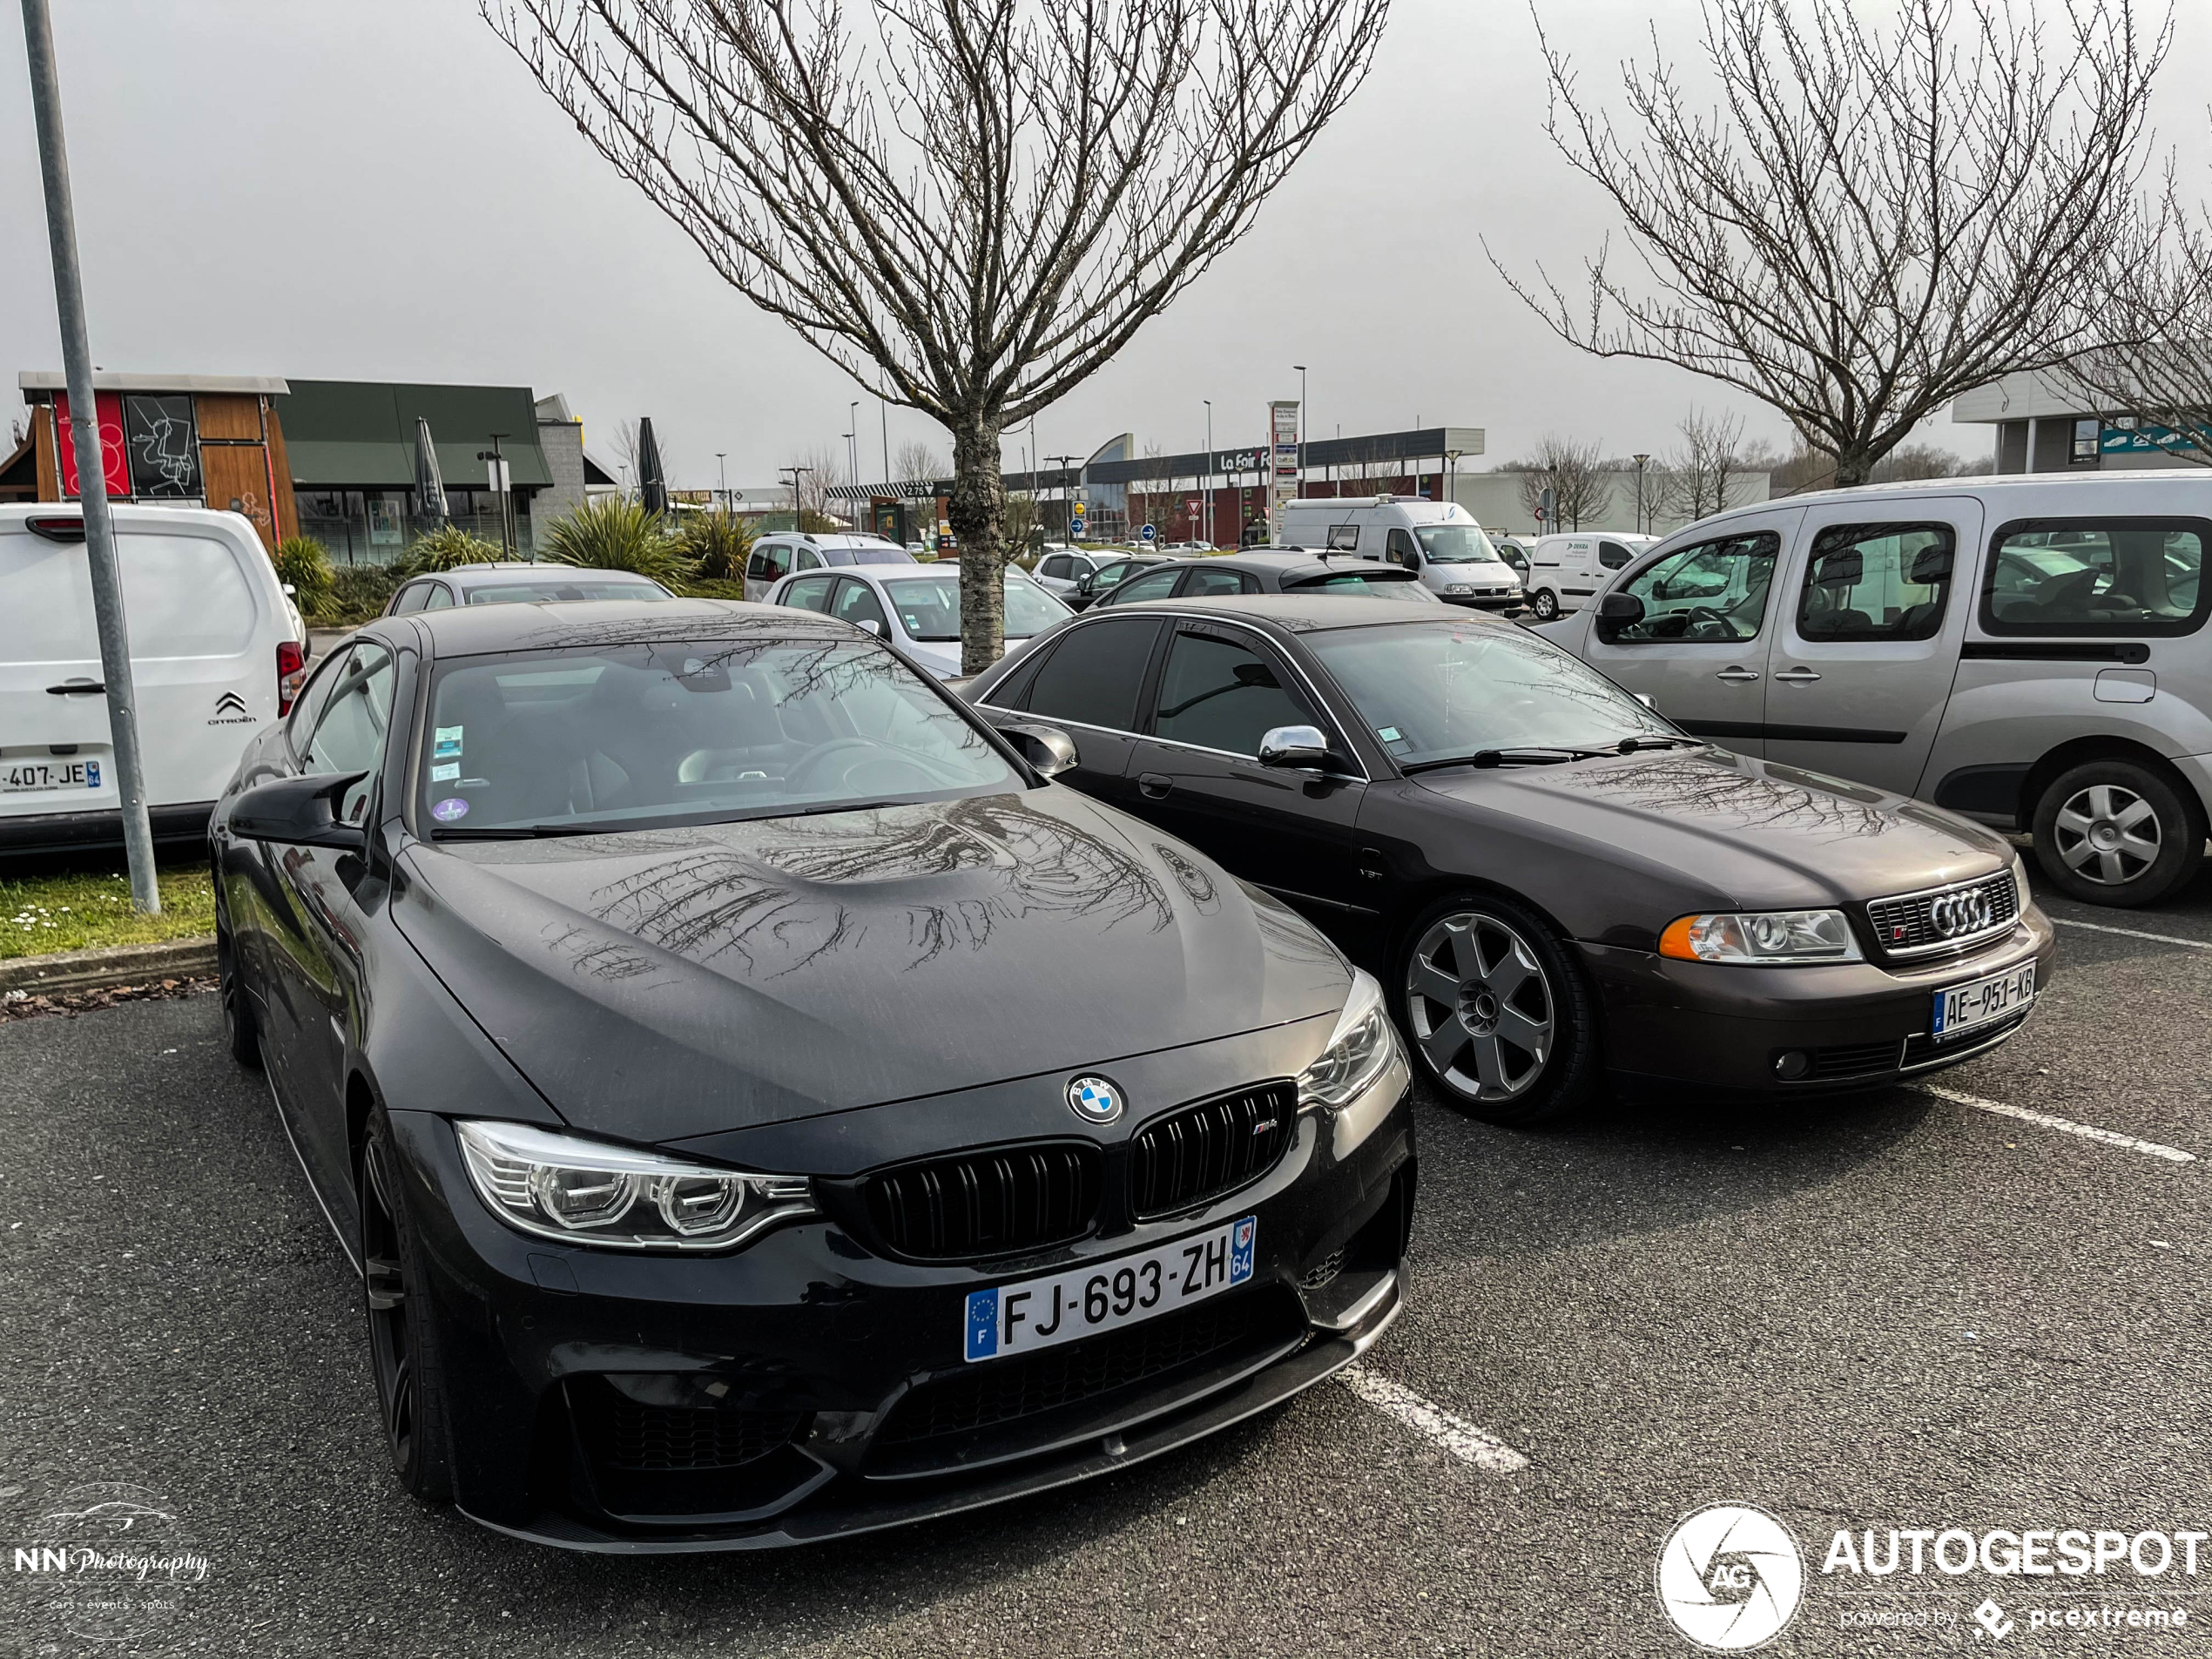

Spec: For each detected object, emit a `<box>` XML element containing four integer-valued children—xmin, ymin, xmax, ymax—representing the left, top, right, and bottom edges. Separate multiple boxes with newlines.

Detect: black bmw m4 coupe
<box><xmin>209</xmin><ymin>599</ymin><xmax>1413</xmax><ymax>1551</ymax></box>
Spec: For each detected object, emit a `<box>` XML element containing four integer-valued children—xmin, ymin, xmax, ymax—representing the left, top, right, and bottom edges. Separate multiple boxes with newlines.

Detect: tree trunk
<box><xmin>949</xmin><ymin>416</ymin><xmax>1008</xmax><ymax>676</ymax></box>
<box><xmin>1829</xmin><ymin>446</ymin><xmax>1878</xmax><ymax>489</ymax></box>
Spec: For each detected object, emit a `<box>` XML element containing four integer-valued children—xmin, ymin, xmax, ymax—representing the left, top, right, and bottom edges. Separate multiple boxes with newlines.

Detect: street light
<box><xmin>1632</xmin><ymin>453</ymin><xmax>1651</xmax><ymax>535</ymax></box>
<box><xmin>716</xmin><ymin>452</ymin><xmax>727</xmax><ymax>514</ymax></box>
<box><xmin>847</xmin><ymin>400</ymin><xmax>860</xmax><ymax>489</ymax></box>
<box><xmin>1202</xmin><ymin>399</ymin><xmax>1213</xmax><ymax>549</ymax></box>
<box><xmin>1047</xmin><ymin>455</ymin><xmax>1076</xmax><ymax>540</ymax></box>
<box><xmin>779</xmin><ymin>464</ymin><xmax>813</xmax><ymax>525</ymax></box>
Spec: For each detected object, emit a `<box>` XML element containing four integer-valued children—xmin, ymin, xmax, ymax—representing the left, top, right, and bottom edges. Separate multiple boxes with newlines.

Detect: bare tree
<box><xmin>2063</xmin><ymin>173</ymin><xmax>2212</xmax><ymax>464</ymax></box>
<box><xmin>1656</xmin><ymin>408</ymin><xmax>1750</xmax><ymax>525</ymax></box>
<box><xmin>893</xmin><ymin>438</ymin><xmax>948</xmax><ymax>484</ymax></box>
<box><xmin>782</xmin><ymin>441</ymin><xmax>847</xmax><ymax>528</ymax></box>
<box><xmin>487</xmin><ymin>0</ymin><xmax>1389</xmax><ymax>670</ymax></box>
<box><xmin>1492</xmin><ymin>0</ymin><xmax>2167</xmax><ymax>488</ymax></box>
<box><xmin>1514</xmin><ymin>434</ymin><xmax>1609</xmax><ymax>529</ymax></box>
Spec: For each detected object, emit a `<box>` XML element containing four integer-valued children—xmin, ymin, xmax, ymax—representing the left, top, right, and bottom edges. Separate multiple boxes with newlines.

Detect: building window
<box><xmin>2073</xmin><ymin>419</ymin><xmax>2101</xmax><ymax>464</ymax></box>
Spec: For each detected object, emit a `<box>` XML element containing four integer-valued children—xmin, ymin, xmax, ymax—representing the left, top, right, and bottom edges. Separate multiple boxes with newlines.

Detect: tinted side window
<box><xmin>1982</xmin><ymin>518</ymin><xmax>2209</xmax><ymax>637</ymax></box>
<box><xmin>1797</xmin><ymin>523</ymin><xmax>1954</xmax><ymax>642</ymax></box>
<box><xmin>287</xmin><ymin>646</ymin><xmax>352</xmax><ymax>745</ymax></box>
<box><xmin>1598</xmin><ymin>541</ymin><xmax>1633</xmax><ymax>570</ymax></box>
<box><xmin>303</xmin><ymin>642</ymin><xmax>396</xmax><ymax>823</ymax></box>
<box><xmin>1022</xmin><ymin>619</ymin><xmax>1163</xmax><ymax>732</ymax></box>
<box><xmin>1611</xmin><ymin>531</ymin><xmax>1780</xmax><ymax>643</ymax></box>
<box><xmin>831</xmin><ymin>577</ymin><xmax>889</xmax><ymax>633</ymax></box>
<box><xmin>1102</xmin><ymin>567</ymin><xmax>1183</xmax><ymax>606</ymax></box>
<box><xmin>746</xmin><ymin>543</ymin><xmax>791</xmax><ymax>583</ymax></box>
<box><xmin>794</xmin><ymin>547</ymin><xmax>822</xmax><ymax>571</ymax></box>
<box><xmin>1178</xmin><ymin>565</ymin><xmax>1250</xmax><ymax>597</ymax></box>
<box><xmin>390</xmin><ymin>583</ymin><xmax>431</xmax><ymax>615</ymax></box>
<box><xmin>1152</xmin><ymin>628</ymin><xmax>1311</xmax><ymax>755</ymax></box>
<box><xmin>1039</xmin><ymin>555</ymin><xmax>1071</xmax><ymax>580</ymax></box>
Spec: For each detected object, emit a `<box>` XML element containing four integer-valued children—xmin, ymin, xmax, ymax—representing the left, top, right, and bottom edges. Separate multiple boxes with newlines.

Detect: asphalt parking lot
<box><xmin>3</xmin><ymin>877</ymin><xmax>2209</xmax><ymax>1657</ymax></box>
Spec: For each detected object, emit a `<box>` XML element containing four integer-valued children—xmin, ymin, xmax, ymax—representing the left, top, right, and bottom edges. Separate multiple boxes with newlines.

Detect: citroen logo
<box><xmin>212</xmin><ymin>691</ymin><xmax>247</xmax><ymax>715</ymax></box>
<box><xmin>1066</xmin><ymin>1076</ymin><xmax>1123</xmax><ymax>1124</ymax></box>
<box><xmin>1928</xmin><ymin>888</ymin><xmax>1992</xmax><ymax>938</ymax></box>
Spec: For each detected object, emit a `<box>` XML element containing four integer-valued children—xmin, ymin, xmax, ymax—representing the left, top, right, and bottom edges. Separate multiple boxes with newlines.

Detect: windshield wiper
<box><xmin>1615</xmin><ymin>735</ymin><xmax>1703</xmax><ymax>753</ymax></box>
<box><xmin>429</xmin><ymin>823</ymin><xmax>635</xmax><ymax>840</ymax></box>
<box><xmin>1402</xmin><ymin>746</ymin><xmax>1605</xmax><ymax>773</ymax></box>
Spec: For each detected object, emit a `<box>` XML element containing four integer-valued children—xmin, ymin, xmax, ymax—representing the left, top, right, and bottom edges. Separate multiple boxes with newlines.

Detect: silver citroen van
<box><xmin>1535</xmin><ymin>471</ymin><xmax>2212</xmax><ymax>908</ymax></box>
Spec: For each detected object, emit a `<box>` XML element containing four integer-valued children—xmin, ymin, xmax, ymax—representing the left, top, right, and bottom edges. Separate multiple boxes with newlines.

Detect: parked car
<box><xmin>1049</xmin><ymin>550</ymin><xmax>1168</xmax><ymax>609</ymax></box>
<box><xmin>765</xmin><ymin>563</ymin><xmax>1072</xmax><ymax>678</ymax></box>
<box><xmin>384</xmin><ymin>563</ymin><xmax>674</xmax><ymax>613</ymax></box>
<box><xmin>1522</xmin><ymin>532</ymin><xmax>1662</xmax><ymax>621</ymax></box>
<box><xmin>742</xmin><ymin>531</ymin><xmax>914</xmax><ymax>601</ymax></box>
<box><xmin>963</xmin><ymin>595</ymin><xmax>2053</xmax><ymax>1123</ymax></box>
<box><xmin>1087</xmin><ymin>550</ymin><xmax>1437</xmax><ymax>608</ymax></box>
<box><xmin>1535</xmin><ymin>470</ymin><xmax>2212</xmax><ymax>907</ymax></box>
<box><xmin>1278</xmin><ymin>496</ymin><xmax>1523</xmax><ymax>609</ymax></box>
<box><xmin>1</xmin><ymin>504</ymin><xmax>308</xmax><ymax>853</ymax></box>
<box><xmin>1492</xmin><ymin>537</ymin><xmax>1533</xmax><ymax>583</ymax></box>
<box><xmin>1034</xmin><ymin>547</ymin><xmax>1165</xmax><ymax>604</ymax></box>
<box><xmin>207</xmin><ymin>598</ymin><xmax>1413</xmax><ymax>1550</ymax></box>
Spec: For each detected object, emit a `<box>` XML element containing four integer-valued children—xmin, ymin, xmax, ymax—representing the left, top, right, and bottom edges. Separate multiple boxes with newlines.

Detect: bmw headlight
<box><xmin>1659</xmin><ymin>909</ymin><xmax>1863</xmax><ymax>965</ymax></box>
<box><xmin>1298</xmin><ymin>969</ymin><xmax>1404</xmax><ymax>1110</ymax></box>
<box><xmin>455</xmin><ymin>1120</ymin><xmax>815</xmax><ymax>1251</ymax></box>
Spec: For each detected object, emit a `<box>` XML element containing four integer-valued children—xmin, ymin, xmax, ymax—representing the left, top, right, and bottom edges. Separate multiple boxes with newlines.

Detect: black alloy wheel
<box><xmin>1395</xmin><ymin>894</ymin><xmax>1599</xmax><ymax>1127</ymax></box>
<box><xmin>2033</xmin><ymin>759</ymin><xmax>2206</xmax><ymax>908</ymax></box>
<box><xmin>214</xmin><ymin>911</ymin><xmax>260</xmax><ymax>1070</ymax></box>
<box><xmin>360</xmin><ymin>1111</ymin><xmax>454</xmax><ymax>1503</ymax></box>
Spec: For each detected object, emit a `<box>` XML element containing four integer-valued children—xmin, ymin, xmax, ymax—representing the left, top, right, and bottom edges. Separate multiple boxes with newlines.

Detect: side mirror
<box><xmin>1001</xmin><ymin>721</ymin><xmax>1078</xmax><ymax>779</ymax></box>
<box><xmin>228</xmin><ymin>769</ymin><xmax>370</xmax><ymax>851</ymax></box>
<box><xmin>1076</xmin><ymin>573</ymin><xmax>1096</xmax><ymax>596</ymax></box>
<box><xmin>858</xmin><ymin>618</ymin><xmax>883</xmax><ymax>637</ymax></box>
<box><xmin>1594</xmin><ymin>591</ymin><xmax>1645</xmax><ymax>640</ymax></box>
<box><xmin>1258</xmin><ymin>724</ymin><xmax>1331</xmax><ymax>770</ymax></box>
<box><xmin>1909</xmin><ymin>546</ymin><xmax>1953</xmax><ymax>584</ymax></box>
<box><xmin>1635</xmin><ymin>692</ymin><xmax>1658</xmax><ymax>711</ymax></box>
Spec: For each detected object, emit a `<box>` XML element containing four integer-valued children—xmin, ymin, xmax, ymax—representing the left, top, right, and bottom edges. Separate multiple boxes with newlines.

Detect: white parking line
<box><xmin>1340</xmin><ymin>1365</ymin><xmax>1529</xmax><ymax>1473</ymax></box>
<box><xmin>1915</xmin><ymin>1082</ymin><xmax>2198</xmax><ymax>1164</ymax></box>
<box><xmin>2051</xmin><ymin>916</ymin><xmax>2212</xmax><ymax>952</ymax></box>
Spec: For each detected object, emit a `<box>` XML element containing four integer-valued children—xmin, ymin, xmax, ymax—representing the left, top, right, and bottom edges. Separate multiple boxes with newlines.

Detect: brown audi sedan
<box><xmin>962</xmin><ymin>597</ymin><xmax>2054</xmax><ymax>1125</ymax></box>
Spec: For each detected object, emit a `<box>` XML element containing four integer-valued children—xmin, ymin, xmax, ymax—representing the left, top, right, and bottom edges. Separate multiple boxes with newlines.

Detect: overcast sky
<box><xmin>4</xmin><ymin>0</ymin><xmax>2208</xmax><ymax>489</ymax></box>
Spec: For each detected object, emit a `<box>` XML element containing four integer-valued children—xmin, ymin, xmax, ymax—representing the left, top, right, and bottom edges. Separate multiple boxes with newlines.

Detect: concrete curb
<box><xmin>0</xmin><ymin>936</ymin><xmax>218</xmax><ymax>995</ymax></box>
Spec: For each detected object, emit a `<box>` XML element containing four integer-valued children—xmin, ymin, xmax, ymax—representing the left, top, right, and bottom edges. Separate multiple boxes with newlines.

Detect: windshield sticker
<box><xmin>429</xmin><ymin>762</ymin><xmax>460</xmax><ymax>783</ymax></box>
<box><xmin>433</xmin><ymin>725</ymin><xmax>464</xmax><ymax>759</ymax></box>
<box><xmin>1376</xmin><ymin>726</ymin><xmax>1403</xmax><ymax>743</ymax></box>
<box><xmin>431</xmin><ymin>797</ymin><xmax>470</xmax><ymax>823</ymax></box>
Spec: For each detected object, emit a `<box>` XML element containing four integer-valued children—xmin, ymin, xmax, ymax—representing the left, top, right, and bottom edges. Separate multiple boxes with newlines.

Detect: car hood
<box><xmin>393</xmin><ymin>788</ymin><xmax>1348</xmax><ymax>1144</ymax></box>
<box><xmin>1411</xmin><ymin>747</ymin><xmax>2013</xmax><ymax>913</ymax></box>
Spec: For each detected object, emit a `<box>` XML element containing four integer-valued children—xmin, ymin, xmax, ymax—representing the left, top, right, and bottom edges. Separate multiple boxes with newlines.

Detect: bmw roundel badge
<box><xmin>1066</xmin><ymin>1076</ymin><xmax>1123</xmax><ymax>1124</ymax></box>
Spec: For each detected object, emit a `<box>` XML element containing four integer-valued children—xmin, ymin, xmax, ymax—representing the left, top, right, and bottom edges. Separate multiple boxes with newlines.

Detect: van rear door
<box><xmin>0</xmin><ymin>510</ymin><xmax>279</xmax><ymax>821</ymax></box>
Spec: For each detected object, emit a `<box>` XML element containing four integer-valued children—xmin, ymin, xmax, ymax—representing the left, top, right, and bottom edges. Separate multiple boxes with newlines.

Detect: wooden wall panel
<box><xmin>193</xmin><ymin>394</ymin><xmax>264</xmax><ymax>442</ymax></box>
<box><xmin>201</xmin><ymin>444</ymin><xmax>280</xmax><ymax>549</ymax></box>
<box><xmin>34</xmin><ymin>405</ymin><xmax>59</xmax><ymax>501</ymax></box>
<box><xmin>262</xmin><ymin>397</ymin><xmax>298</xmax><ymax>541</ymax></box>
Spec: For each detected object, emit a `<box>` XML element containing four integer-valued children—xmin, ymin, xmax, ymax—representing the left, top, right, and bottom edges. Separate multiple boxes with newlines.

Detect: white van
<box><xmin>1</xmin><ymin>504</ymin><xmax>307</xmax><ymax>853</ymax></box>
<box><xmin>1523</xmin><ymin>531</ymin><xmax>1662</xmax><ymax>620</ymax></box>
<box><xmin>1278</xmin><ymin>496</ymin><xmax>1524</xmax><ymax>610</ymax></box>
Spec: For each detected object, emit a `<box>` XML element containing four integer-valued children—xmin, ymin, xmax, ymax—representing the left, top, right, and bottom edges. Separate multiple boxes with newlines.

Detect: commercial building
<box><xmin>4</xmin><ymin>371</ymin><xmax>590</xmax><ymax>560</ymax></box>
<box><xmin>1951</xmin><ymin>371</ymin><xmax>2208</xmax><ymax>473</ymax></box>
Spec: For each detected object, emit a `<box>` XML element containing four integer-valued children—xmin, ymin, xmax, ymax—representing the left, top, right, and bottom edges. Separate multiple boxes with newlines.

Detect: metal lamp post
<box><xmin>22</xmin><ymin>0</ymin><xmax>158</xmax><ymax>912</ymax></box>
<box><xmin>1293</xmin><ymin>366</ymin><xmax>1308</xmax><ymax>496</ymax></box>
<box><xmin>716</xmin><ymin>452</ymin><xmax>727</xmax><ymax>514</ymax></box>
<box><xmin>1202</xmin><ymin>400</ymin><xmax>1213</xmax><ymax>549</ymax></box>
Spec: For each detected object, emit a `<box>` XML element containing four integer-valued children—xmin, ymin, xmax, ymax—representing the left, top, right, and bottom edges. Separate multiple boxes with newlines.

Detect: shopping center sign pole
<box><xmin>21</xmin><ymin>0</ymin><xmax>158</xmax><ymax>914</ymax></box>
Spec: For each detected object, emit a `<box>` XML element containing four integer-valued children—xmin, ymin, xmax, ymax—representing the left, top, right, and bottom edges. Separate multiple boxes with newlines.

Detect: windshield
<box><xmin>464</xmin><ymin>579</ymin><xmax>666</xmax><ymax>605</ymax></box>
<box><xmin>1307</xmin><ymin>621</ymin><xmax>1673</xmax><ymax>766</ymax></box>
<box><xmin>882</xmin><ymin>576</ymin><xmax>1072</xmax><ymax>641</ymax></box>
<box><xmin>418</xmin><ymin>637</ymin><xmax>1017</xmax><ymax>834</ymax></box>
<box><xmin>1414</xmin><ymin>524</ymin><xmax>1504</xmax><ymax>565</ymax></box>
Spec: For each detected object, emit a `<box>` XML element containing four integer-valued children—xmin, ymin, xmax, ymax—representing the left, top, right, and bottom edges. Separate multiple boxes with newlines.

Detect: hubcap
<box><xmin>2054</xmin><ymin>783</ymin><xmax>2161</xmax><ymax>887</ymax></box>
<box><xmin>1405</xmin><ymin>912</ymin><xmax>1555</xmax><ymax>1103</ymax></box>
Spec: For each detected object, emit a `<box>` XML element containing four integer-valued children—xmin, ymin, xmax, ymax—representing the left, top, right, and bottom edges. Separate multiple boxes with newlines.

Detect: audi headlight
<box><xmin>1659</xmin><ymin>909</ymin><xmax>1863</xmax><ymax>965</ymax></box>
<box><xmin>455</xmin><ymin>1120</ymin><xmax>814</xmax><ymax>1251</ymax></box>
<box><xmin>1298</xmin><ymin>969</ymin><xmax>1404</xmax><ymax>1110</ymax></box>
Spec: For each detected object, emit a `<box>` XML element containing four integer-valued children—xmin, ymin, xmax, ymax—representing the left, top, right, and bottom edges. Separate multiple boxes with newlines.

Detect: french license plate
<box><xmin>1932</xmin><ymin>962</ymin><xmax>2036</xmax><ymax>1041</ymax></box>
<box><xmin>1</xmin><ymin>759</ymin><xmax>99</xmax><ymax>793</ymax></box>
<box><xmin>964</xmin><ymin>1216</ymin><xmax>1256</xmax><ymax>1364</ymax></box>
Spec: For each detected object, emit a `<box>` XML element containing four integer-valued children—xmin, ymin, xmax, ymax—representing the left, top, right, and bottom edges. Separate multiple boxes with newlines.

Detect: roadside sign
<box><xmin>1140</xmin><ymin>523</ymin><xmax>1156</xmax><ymax>542</ymax></box>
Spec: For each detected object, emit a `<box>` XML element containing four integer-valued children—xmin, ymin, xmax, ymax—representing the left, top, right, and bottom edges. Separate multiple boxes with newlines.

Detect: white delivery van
<box><xmin>1523</xmin><ymin>531</ymin><xmax>1662</xmax><ymax>620</ymax></box>
<box><xmin>1278</xmin><ymin>496</ymin><xmax>1525</xmax><ymax>610</ymax></box>
<box><xmin>0</xmin><ymin>504</ymin><xmax>307</xmax><ymax>853</ymax></box>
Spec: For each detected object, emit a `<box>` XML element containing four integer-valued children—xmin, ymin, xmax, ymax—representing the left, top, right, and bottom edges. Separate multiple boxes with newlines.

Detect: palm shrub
<box><xmin>674</xmin><ymin>509</ymin><xmax>755</xmax><ymax>583</ymax></box>
<box><xmin>403</xmin><ymin>523</ymin><xmax>505</xmax><ymax>575</ymax></box>
<box><xmin>326</xmin><ymin>563</ymin><xmax>403</xmax><ymax>622</ymax></box>
<box><xmin>542</xmin><ymin>497</ymin><xmax>682</xmax><ymax>582</ymax></box>
<box><xmin>271</xmin><ymin>535</ymin><xmax>334</xmax><ymax>616</ymax></box>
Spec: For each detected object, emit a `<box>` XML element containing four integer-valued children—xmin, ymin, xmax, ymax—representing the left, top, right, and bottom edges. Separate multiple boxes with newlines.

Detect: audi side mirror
<box><xmin>1001</xmin><ymin>722</ymin><xmax>1078</xmax><ymax>779</ymax></box>
<box><xmin>1257</xmin><ymin>725</ymin><xmax>1331</xmax><ymax>770</ymax></box>
<box><xmin>228</xmin><ymin>770</ymin><xmax>371</xmax><ymax>852</ymax></box>
<box><xmin>1594</xmin><ymin>591</ymin><xmax>1645</xmax><ymax>640</ymax></box>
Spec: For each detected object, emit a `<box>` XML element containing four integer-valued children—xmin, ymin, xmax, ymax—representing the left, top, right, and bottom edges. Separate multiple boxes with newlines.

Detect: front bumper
<box><xmin>386</xmin><ymin>1074</ymin><xmax>1414</xmax><ymax>1552</ymax></box>
<box><xmin>1439</xmin><ymin>590</ymin><xmax>1524</xmax><ymax>610</ymax></box>
<box><xmin>1578</xmin><ymin>907</ymin><xmax>2056</xmax><ymax>1097</ymax></box>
